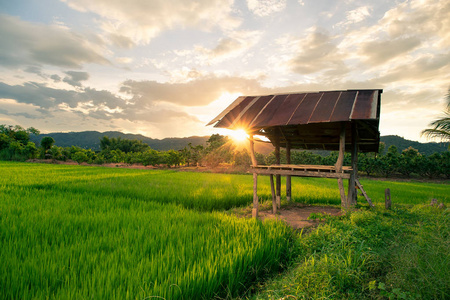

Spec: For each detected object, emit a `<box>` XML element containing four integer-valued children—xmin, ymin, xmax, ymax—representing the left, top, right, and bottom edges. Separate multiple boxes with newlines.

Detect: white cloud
<box><xmin>119</xmin><ymin>75</ymin><xmax>269</xmax><ymax>107</ymax></box>
<box><xmin>193</xmin><ymin>30</ymin><xmax>263</xmax><ymax>63</ymax></box>
<box><xmin>62</xmin><ymin>0</ymin><xmax>240</xmax><ymax>45</ymax></box>
<box><xmin>336</xmin><ymin>6</ymin><xmax>371</xmax><ymax>27</ymax></box>
<box><xmin>280</xmin><ymin>27</ymin><xmax>346</xmax><ymax>75</ymax></box>
<box><xmin>247</xmin><ymin>0</ymin><xmax>287</xmax><ymax>17</ymax></box>
<box><xmin>0</xmin><ymin>14</ymin><xmax>109</xmax><ymax>69</ymax></box>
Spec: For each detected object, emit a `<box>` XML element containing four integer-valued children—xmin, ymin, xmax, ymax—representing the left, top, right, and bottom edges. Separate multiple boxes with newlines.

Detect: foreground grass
<box><xmin>0</xmin><ymin>162</ymin><xmax>295</xmax><ymax>299</ymax></box>
<box><xmin>244</xmin><ymin>205</ymin><xmax>450</xmax><ymax>299</ymax></box>
<box><xmin>1</xmin><ymin>162</ymin><xmax>449</xmax><ymax>299</ymax></box>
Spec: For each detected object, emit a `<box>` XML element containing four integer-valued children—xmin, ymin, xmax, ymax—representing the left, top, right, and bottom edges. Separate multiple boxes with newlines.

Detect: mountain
<box><xmin>380</xmin><ymin>135</ymin><xmax>448</xmax><ymax>156</ymax></box>
<box><xmin>30</xmin><ymin>131</ymin><xmax>448</xmax><ymax>155</ymax></box>
<box><xmin>30</xmin><ymin>131</ymin><xmax>210</xmax><ymax>151</ymax></box>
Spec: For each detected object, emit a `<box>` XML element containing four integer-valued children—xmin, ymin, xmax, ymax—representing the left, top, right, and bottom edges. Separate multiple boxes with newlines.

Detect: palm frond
<box><xmin>421</xmin><ymin>128</ymin><xmax>450</xmax><ymax>141</ymax></box>
<box><xmin>421</xmin><ymin>87</ymin><xmax>450</xmax><ymax>143</ymax></box>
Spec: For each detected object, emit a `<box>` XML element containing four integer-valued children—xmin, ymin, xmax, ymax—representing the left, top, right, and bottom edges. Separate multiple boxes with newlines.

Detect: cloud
<box><xmin>381</xmin><ymin>0</ymin><xmax>450</xmax><ymax>47</ymax></box>
<box><xmin>24</xmin><ymin>66</ymin><xmax>43</xmax><ymax>75</ymax></box>
<box><xmin>286</xmin><ymin>27</ymin><xmax>346</xmax><ymax>75</ymax></box>
<box><xmin>120</xmin><ymin>75</ymin><xmax>270</xmax><ymax>107</ymax></box>
<box><xmin>336</xmin><ymin>6</ymin><xmax>371</xmax><ymax>27</ymax></box>
<box><xmin>108</xmin><ymin>33</ymin><xmax>135</xmax><ymax>49</ymax></box>
<box><xmin>50</xmin><ymin>74</ymin><xmax>62</xmax><ymax>82</ymax></box>
<box><xmin>62</xmin><ymin>0</ymin><xmax>240</xmax><ymax>45</ymax></box>
<box><xmin>0</xmin><ymin>108</ymin><xmax>41</xmax><ymax>120</ymax></box>
<box><xmin>342</xmin><ymin>0</ymin><xmax>450</xmax><ymax>60</ymax></box>
<box><xmin>374</xmin><ymin>52</ymin><xmax>450</xmax><ymax>85</ymax></box>
<box><xmin>194</xmin><ymin>30</ymin><xmax>262</xmax><ymax>63</ymax></box>
<box><xmin>360</xmin><ymin>36</ymin><xmax>421</xmax><ymax>65</ymax></box>
<box><xmin>0</xmin><ymin>14</ymin><xmax>110</xmax><ymax>69</ymax></box>
<box><xmin>247</xmin><ymin>0</ymin><xmax>287</xmax><ymax>17</ymax></box>
<box><xmin>0</xmin><ymin>81</ymin><xmax>124</xmax><ymax>110</ymax></box>
<box><xmin>63</xmin><ymin>71</ymin><xmax>90</xmax><ymax>87</ymax></box>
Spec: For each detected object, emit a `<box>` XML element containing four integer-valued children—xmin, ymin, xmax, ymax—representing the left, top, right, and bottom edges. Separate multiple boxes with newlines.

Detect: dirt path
<box><xmin>258</xmin><ymin>203</ymin><xmax>342</xmax><ymax>230</ymax></box>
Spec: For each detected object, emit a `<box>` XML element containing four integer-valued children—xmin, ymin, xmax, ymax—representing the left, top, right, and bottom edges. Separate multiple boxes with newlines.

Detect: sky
<box><xmin>0</xmin><ymin>0</ymin><xmax>449</xmax><ymax>142</ymax></box>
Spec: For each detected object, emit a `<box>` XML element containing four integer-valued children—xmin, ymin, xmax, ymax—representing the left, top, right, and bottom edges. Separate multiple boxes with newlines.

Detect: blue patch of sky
<box><xmin>0</xmin><ymin>0</ymin><xmax>97</xmax><ymax>30</ymax></box>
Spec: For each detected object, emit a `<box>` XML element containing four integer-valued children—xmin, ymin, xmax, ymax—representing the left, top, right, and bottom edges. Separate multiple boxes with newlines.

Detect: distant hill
<box><xmin>30</xmin><ymin>131</ymin><xmax>210</xmax><ymax>151</ymax></box>
<box><xmin>380</xmin><ymin>135</ymin><xmax>448</xmax><ymax>156</ymax></box>
<box><xmin>30</xmin><ymin>131</ymin><xmax>448</xmax><ymax>155</ymax></box>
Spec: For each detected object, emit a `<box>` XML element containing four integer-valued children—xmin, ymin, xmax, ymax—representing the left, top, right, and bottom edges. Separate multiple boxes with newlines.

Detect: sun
<box><xmin>228</xmin><ymin>129</ymin><xmax>249</xmax><ymax>144</ymax></box>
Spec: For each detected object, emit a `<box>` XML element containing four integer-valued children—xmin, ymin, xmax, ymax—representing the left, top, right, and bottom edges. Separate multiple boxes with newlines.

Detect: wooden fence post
<box><xmin>385</xmin><ymin>188</ymin><xmax>391</xmax><ymax>209</ymax></box>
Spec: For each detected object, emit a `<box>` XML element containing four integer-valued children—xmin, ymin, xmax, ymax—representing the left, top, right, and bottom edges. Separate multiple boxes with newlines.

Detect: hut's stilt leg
<box><xmin>286</xmin><ymin>177</ymin><xmax>291</xmax><ymax>202</ymax></box>
<box><xmin>275</xmin><ymin>137</ymin><xmax>281</xmax><ymax>208</ymax></box>
<box><xmin>336</xmin><ymin>123</ymin><xmax>347</xmax><ymax>209</ymax></box>
<box><xmin>276</xmin><ymin>175</ymin><xmax>281</xmax><ymax>209</ymax></box>
<box><xmin>337</xmin><ymin>178</ymin><xmax>346</xmax><ymax>208</ymax></box>
<box><xmin>348</xmin><ymin>122</ymin><xmax>358</xmax><ymax>206</ymax></box>
<box><xmin>249</xmin><ymin>135</ymin><xmax>259</xmax><ymax>218</ymax></box>
<box><xmin>286</xmin><ymin>141</ymin><xmax>291</xmax><ymax>202</ymax></box>
<box><xmin>252</xmin><ymin>173</ymin><xmax>258</xmax><ymax>218</ymax></box>
<box><xmin>270</xmin><ymin>174</ymin><xmax>276</xmax><ymax>214</ymax></box>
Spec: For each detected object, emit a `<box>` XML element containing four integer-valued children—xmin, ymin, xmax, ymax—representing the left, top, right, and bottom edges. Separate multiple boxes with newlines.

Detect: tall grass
<box><xmin>1</xmin><ymin>162</ymin><xmax>448</xmax><ymax>299</ymax></box>
<box><xmin>245</xmin><ymin>206</ymin><xmax>449</xmax><ymax>299</ymax></box>
<box><xmin>0</xmin><ymin>162</ymin><xmax>295</xmax><ymax>299</ymax></box>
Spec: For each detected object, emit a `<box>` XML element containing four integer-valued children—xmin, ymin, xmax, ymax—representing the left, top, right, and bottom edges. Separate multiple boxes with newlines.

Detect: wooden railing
<box><xmin>251</xmin><ymin>164</ymin><xmax>352</xmax><ymax>179</ymax></box>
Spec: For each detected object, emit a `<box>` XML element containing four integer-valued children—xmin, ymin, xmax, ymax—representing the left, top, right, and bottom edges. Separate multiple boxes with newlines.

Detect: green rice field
<box><xmin>0</xmin><ymin>162</ymin><xmax>449</xmax><ymax>299</ymax></box>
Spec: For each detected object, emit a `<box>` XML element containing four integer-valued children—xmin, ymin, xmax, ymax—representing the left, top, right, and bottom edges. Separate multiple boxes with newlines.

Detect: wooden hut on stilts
<box><xmin>208</xmin><ymin>89</ymin><xmax>381</xmax><ymax>217</ymax></box>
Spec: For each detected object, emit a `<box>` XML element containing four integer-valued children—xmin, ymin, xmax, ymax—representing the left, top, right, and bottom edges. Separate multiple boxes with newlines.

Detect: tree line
<box><xmin>1</xmin><ymin>125</ymin><xmax>449</xmax><ymax>178</ymax></box>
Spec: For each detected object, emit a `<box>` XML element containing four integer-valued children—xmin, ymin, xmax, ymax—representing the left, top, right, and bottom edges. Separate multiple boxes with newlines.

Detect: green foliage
<box><xmin>100</xmin><ymin>136</ymin><xmax>150</xmax><ymax>153</ymax></box>
<box><xmin>30</xmin><ymin>131</ymin><xmax>209</xmax><ymax>151</ymax></box>
<box><xmin>234</xmin><ymin>149</ymin><xmax>252</xmax><ymax>167</ymax></box>
<box><xmin>0</xmin><ymin>124</ymin><xmax>40</xmax><ymax>161</ymax></box>
<box><xmin>202</xmin><ymin>135</ymin><xmax>235</xmax><ymax>167</ymax></box>
<box><xmin>421</xmin><ymin>87</ymin><xmax>450</xmax><ymax>145</ymax></box>
<box><xmin>249</xmin><ymin>206</ymin><xmax>449</xmax><ymax>300</ymax></box>
<box><xmin>40</xmin><ymin>136</ymin><xmax>55</xmax><ymax>151</ymax></box>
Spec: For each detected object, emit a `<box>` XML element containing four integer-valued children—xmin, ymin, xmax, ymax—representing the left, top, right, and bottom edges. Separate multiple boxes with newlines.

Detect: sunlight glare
<box><xmin>229</xmin><ymin>129</ymin><xmax>249</xmax><ymax>143</ymax></box>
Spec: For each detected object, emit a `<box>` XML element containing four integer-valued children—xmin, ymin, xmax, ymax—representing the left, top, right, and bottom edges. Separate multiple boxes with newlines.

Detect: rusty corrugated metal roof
<box><xmin>208</xmin><ymin>89</ymin><xmax>383</xmax><ymax>152</ymax></box>
<box><xmin>209</xmin><ymin>90</ymin><xmax>381</xmax><ymax>129</ymax></box>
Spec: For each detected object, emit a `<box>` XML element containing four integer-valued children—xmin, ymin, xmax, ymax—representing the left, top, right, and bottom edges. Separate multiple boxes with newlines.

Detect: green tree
<box><xmin>397</xmin><ymin>147</ymin><xmax>420</xmax><ymax>177</ymax></box>
<box><xmin>440</xmin><ymin>151</ymin><xmax>450</xmax><ymax>178</ymax></box>
<box><xmin>202</xmin><ymin>134</ymin><xmax>235</xmax><ymax>168</ymax></box>
<box><xmin>421</xmin><ymin>88</ymin><xmax>450</xmax><ymax>147</ymax></box>
<box><xmin>206</xmin><ymin>134</ymin><xmax>228</xmax><ymax>151</ymax></box>
<box><xmin>0</xmin><ymin>124</ymin><xmax>40</xmax><ymax>161</ymax></box>
<box><xmin>40</xmin><ymin>137</ymin><xmax>55</xmax><ymax>151</ymax></box>
<box><xmin>72</xmin><ymin>151</ymin><xmax>89</xmax><ymax>164</ymax></box>
<box><xmin>188</xmin><ymin>143</ymin><xmax>204</xmax><ymax>166</ymax></box>
<box><xmin>379</xmin><ymin>145</ymin><xmax>400</xmax><ymax>177</ymax></box>
<box><xmin>48</xmin><ymin>146</ymin><xmax>64</xmax><ymax>160</ymax></box>
<box><xmin>233</xmin><ymin>149</ymin><xmax>251</xmax><ymax>167</ymax></box>
<box><xmin>100</xmin><ymin>136</ymin><xmax>149</xmax><ymax>153</ymax></box>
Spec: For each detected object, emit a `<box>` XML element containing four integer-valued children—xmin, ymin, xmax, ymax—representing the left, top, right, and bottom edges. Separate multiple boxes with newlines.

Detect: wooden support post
<box><xmin>249</xmin><ymin>135</ymin><xmax>258</xmax><ymax>218</ymax></box>
<box><xmin>385</xmin><ymin>188</ymin><xmax>391</xmax><ymax>209</ymax></box>
<box><xmin>270</xmin><ymin>174</ymin><xmax>276</xmax><ymax>214</ymax></box>
<box><xmin>336</xmin><ymin>123</ymin><xmax>347</xmax><ymax>209</ymax></box>
<box><xmin>356</xmin><ymin>179</ymin><xmax>374</xmax><ymax>207</ymax></box>
<box><xmin>347</xmin><ymin>122</ymin><xmax>358</xmax><ymax>206</ymax></box>
<box><xmin>286</xmin><ymin>140</ymin><xmax>291</xmax><ymax>202</ymax></box>
<box><xmin>275</xmin><ymin>137</ymin><xmax>281</xmax><ymax>209</ymax></box>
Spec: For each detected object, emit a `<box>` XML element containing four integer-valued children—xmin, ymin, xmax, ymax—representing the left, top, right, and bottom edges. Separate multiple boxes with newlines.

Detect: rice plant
<box><xmin>0</xmin><ymin>162</ymin><xmax>295</xmax><ymax>299</ymax></box>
